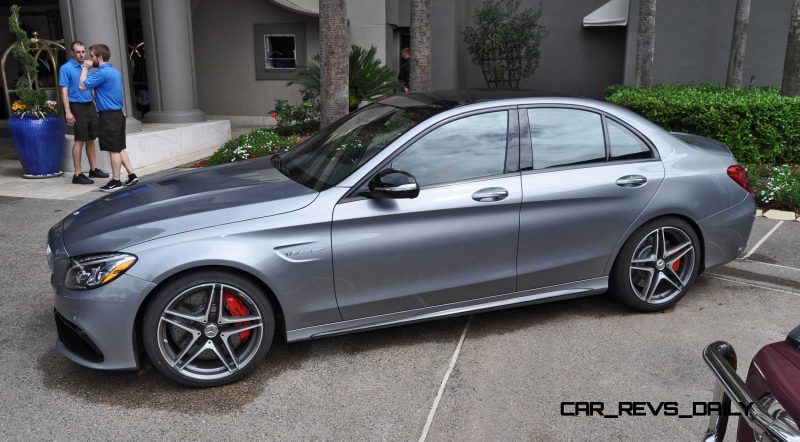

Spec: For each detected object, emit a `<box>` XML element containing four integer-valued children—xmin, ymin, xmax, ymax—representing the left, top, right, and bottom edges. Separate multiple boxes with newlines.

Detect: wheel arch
<box><xmin>131</xmin><ymin>265</ymin><xmax>287</xmax><ymax>366</ymax></box>
<box><xmin>607</xmin><ymin>213</ymin><xmax>706</xmax><ymax>276</ymax></box>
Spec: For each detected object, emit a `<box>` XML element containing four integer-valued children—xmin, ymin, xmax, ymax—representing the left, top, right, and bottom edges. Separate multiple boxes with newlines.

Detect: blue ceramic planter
<box><xmin>9</xmin><ymin>114</ymin><xmax>65</xmax><ymax>178</ymax></box>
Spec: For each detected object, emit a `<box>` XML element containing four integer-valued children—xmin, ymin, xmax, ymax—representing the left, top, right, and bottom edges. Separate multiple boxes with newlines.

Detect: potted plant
<box><xmin>7</xmin><ymin>4</ymin><xmax>64</xmax><ymax>178</ymax></box>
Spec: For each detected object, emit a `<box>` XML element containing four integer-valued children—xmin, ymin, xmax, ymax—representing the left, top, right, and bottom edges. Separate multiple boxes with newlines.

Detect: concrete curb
<box><xmin>761</xmin><ymin>209</ymin><xmax>799</xmax><ymax>221</ymax></box>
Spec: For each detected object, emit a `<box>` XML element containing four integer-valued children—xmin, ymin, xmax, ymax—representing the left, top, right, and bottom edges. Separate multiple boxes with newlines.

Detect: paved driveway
<box><xmin>0</xmin><ymin>193</ymin><xmax>797</xmax><ymax>441</ymax></box>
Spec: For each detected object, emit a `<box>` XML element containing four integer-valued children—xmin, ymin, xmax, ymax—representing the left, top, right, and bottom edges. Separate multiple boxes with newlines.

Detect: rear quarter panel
<box><xmin>602</xmin><ymin>130</ymin><xmax>753</xmax><ymax>274</ymax></box>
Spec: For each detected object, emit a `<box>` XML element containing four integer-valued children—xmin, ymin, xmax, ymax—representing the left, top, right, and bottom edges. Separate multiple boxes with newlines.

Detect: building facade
<box><xmin>0</xmin><ymin>0</ymin><xmax>795</xmax><ymax>127</ymax></box>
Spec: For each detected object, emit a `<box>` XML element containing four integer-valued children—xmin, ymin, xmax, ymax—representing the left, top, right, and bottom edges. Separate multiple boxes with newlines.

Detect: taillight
<box><xmin>727</xmin><ymin>165</ymin><xmax>751</xmax><ymax>193</ymax></box>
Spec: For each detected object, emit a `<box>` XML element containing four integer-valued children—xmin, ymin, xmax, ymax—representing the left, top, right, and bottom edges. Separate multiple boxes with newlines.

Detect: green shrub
<box><xmin>208</xmin><ymin>129</ymin><xmax>299</xmax><ymax>166</ymax></box>
<box><xmin>289</xmin><ymin>45</ymin><xmax>400</xmax><ymax>110</ymax></box>
<box><xmin>270</xmin><ymin>99</ymin><xmax>319</xmax><ymax>136</ymax></box>
<box><xmin>605</xmin><ymin>84</ymin><xmax>800</xmax><ymax>164</ymax></box>
<box><xmin>462</xmin><ymin>0</ymin><xmax>547</xmax><ymax>89</ymax></box>
<box><xmin>746</xmin><ymin>164</ymin><xmax>800</xmax><ymax>212</ymax></box>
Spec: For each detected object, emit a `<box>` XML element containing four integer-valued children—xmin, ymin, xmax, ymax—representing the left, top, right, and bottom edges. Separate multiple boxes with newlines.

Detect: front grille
<box><xmin>54</xmin><ymin>310</ymin><xmax>104</xmax><ymax>363</ymax></box>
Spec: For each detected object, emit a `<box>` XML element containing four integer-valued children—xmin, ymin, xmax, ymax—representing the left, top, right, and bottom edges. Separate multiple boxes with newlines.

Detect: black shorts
<box><xmin>98</xmin><ymin>110</ymin><xmax>126</xmax><ymax>153</ymax></box>
<box><xmin>70</xmin><ymin>101</ymin><xmax>97</xmax><ymax>141</ymax></box>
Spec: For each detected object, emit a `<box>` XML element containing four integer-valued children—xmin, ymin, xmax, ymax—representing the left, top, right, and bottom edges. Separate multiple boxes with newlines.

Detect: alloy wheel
<box><xmin>156</xmin><ymin>283</ymin><xmax>264</xmax><ymax>381</ymax></box>
<box><xmin>628</xmin><ymin>226</ymin><xmax>696</xmax><ymax>305</ymax></box>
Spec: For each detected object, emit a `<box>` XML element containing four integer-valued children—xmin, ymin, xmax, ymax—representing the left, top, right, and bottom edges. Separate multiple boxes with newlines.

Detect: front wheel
<box><xmin>142</xmin><ymin>271</ymin><xmax>275</xmax><ymax>387</ymax></box>
<box><xmin>610</xmin><ymin>217</ymin><xmax>701</xmax><ymax>312</ymax></box>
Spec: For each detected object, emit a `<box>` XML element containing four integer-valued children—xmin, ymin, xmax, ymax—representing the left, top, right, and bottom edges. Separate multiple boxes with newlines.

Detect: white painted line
<box><xmin>742</xmin><ymin>259</ymin><xmax>800</xmax><ymax>273</ymax></box>
<box><xmin>742</xmin><ymin>221</ymin><xmax>784</xmax><ymax>259</ymax></box>
<box><xmin>707</xmin><ymin>275</ymin><xmax>800</xmax><ymax>297</ymax></box>
<box><xmin>419</xmin><ymin>316</ymin><xmax>472</xmax><ymax>442</ymax></box>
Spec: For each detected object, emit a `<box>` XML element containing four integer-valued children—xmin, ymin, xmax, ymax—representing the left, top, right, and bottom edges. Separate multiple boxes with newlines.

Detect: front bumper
<box><xmin>53</xmin><ymin>273</ymin><xmax>156</xmax><ymax>370</ymax></box>
<box><xmin>698</xmin><ymin>195</ymin><xmax>756</xmax><ymax>271</ymax></box>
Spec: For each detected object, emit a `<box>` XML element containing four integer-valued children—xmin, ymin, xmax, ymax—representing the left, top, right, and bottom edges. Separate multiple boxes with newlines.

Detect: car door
<box><xmin>517</xmin><ymin>106</ymin><xmax>665</xmax><ymax>290</ymax></box>
<box><xmin>332</xmin><ymin>108</ymin><xmax>522</xmax><ymax>320</ymax></box>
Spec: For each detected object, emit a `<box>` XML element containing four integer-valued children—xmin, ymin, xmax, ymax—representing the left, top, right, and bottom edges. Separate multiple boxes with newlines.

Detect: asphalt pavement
<box><xmin>0</xmin><ymin>193</ymin><xmax>798</xmax><ymax>441</ymax></box>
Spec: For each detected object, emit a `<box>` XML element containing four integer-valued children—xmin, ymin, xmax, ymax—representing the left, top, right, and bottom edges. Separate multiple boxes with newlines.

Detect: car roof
<box><xmin>378</xmin><ymin>89</ymin><xmax>586</xmax><ymax>110</ymax></box>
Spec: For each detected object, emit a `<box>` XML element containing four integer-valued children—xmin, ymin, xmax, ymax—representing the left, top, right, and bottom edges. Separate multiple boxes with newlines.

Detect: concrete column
<box><xmin>59</xmin><ymin>0</ymin><xmax>142</xmax><ymax>132</ymax></box>
<box><xmin>140</xmin><ymin>0</ymin><xmax>205</xmax><ymax>123</ymax></box>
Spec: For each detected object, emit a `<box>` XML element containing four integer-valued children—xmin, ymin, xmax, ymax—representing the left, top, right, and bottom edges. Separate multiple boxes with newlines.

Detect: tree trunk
<box><xmin>782</xmin><ymin>0</ymin><xmax>800</xmax><ymax>96</ymax></box>
<box><xmin>635</xmin><ymin>0</ymin><xmax>656</xmax><ymax>88</ymax></box>
<box><xmin>319</xmin><ymin>0</ymin><xmax>349</xmax><ymax>127</ymax></box>
<box><xmin>726</xmin><ymin>0</ymin><xmax>751</xmax><ymax>88</ymax></box>
<box><xmin>410</xmin><ymin>0</ymin><xmax>432</xmax><ymax>92</ymax></box>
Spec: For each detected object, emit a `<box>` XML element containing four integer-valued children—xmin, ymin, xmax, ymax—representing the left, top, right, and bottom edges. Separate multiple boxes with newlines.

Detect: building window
<box><xmin>253</xmin><ymin>23</ymin><xmax>307</xmax><ymax>80</ymax></box>
<box><xmin>264</xmin><ymin>35</ymin><xmax>297</xmax><ymax>69</ymax></box>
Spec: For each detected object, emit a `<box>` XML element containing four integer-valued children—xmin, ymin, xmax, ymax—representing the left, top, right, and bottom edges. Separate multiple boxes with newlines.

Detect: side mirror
<box><xmin>368</xmin><ymin>169</ymin><xmax>419</xmax><ymax>199</ymax></box>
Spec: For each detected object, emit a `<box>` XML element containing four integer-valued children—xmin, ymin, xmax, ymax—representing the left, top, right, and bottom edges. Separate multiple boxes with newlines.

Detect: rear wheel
<box><xmin>142</xmin><ymin>271</ymin><xmax>275</xmax><ymax>387</ymax></box>
<box><xmin>610</xmin><ymin>217</ymin><xmax>700</xmax><ymax>312</ymax></box>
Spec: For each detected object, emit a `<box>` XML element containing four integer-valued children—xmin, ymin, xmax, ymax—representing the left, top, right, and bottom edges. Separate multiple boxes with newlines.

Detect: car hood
<box><xmin>61</xmin><ymin>157</ymin><xmax>318</xmax><ymax>255</ymax></box>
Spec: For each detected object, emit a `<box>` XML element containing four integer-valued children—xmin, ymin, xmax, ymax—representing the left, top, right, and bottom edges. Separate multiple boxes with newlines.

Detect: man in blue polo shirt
<box><xmin>59</xmin><ymin>40</ymin><xmax>108</xmax><ymax>185</ymax></box>
<box><xmin>79</xmin><ymin>43</ymin><xmax>138</xmax><ymax>192</ymax></box>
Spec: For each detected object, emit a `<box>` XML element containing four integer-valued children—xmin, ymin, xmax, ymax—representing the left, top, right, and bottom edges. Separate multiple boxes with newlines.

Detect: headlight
<box><xmin>759</xmin><ymin>394</ymin><xmax>800</xmax><ymax>432</ymax></box>
<box><xmin>46</xmin><ymin>244</ymin><xmax>53</xmax><ymax>271</ymax></box>
<box><xmin>64</xmin><ymin>253</ymin><xmax>137</xmax><ymax>290</ymax></box>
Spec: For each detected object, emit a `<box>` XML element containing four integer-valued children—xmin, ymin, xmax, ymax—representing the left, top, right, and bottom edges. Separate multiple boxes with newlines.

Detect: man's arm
<box><xmin>78</xmin><ymin>60</ymin><xmax>92</xmax><ymax>90</ymax></box>
<box><xmin>60</xmin><ymin>86</ymin><xmax>75</xmax><ymax>125</ymax></box>
<box><xmin>78</xmin><ymin>67</ymin><xmax>88</xmax><ymax>90</ymax></box>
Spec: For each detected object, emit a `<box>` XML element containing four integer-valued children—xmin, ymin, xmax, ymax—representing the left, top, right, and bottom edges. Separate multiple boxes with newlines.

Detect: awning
<box><xmin>583</xmin><ymin>0</ymin><xmax>629</xmax><ymax>27</ymax></box>
<box><xmin>270</xmin><ymin>0</ymin><xmax>319</xmax><ymax>16</ymax></box>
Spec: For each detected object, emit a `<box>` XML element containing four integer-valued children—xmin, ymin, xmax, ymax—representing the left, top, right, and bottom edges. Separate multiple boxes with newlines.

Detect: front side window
<box><xmin>274</xmin><ymin>104</ymin><xmax>443</xmax><ymax>191</ymax></box>
<box><xmin>528</xmin><ymin>108</ymin><xmax>605</xmax><ymax>170</ymax></box>
<box><xmin>391</xmin><ymin>111</ymin><xmax>508</xmax><ymax>186</ymax></box>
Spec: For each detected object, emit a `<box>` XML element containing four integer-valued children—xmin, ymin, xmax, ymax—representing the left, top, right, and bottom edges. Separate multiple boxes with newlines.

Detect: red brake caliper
<box><xmin>672</xmin><ymin>259</ymin><xmax>681</xmax><ymax>272</ymax></box>
<box><xmin>223</xmin><ymin>292</ymin><xmax>251</xmax><ymax>342</ymax></box>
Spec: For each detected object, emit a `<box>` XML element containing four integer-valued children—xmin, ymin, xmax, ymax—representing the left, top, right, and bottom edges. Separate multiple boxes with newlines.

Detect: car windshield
<box><xmin>272</xmin><ymin>102</ymin><xmax>443</xmax><ymax>191</ymax></box>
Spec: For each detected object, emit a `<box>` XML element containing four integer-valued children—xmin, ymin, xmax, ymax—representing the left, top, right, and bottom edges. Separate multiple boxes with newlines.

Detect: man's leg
<box><xmin>119</xmin><ymin>150</ymin><xmax>135</xmax><ymax>175</ymax></box>
<box><xmin>109</xmin><ymin>152</ymin><xmax>122</xmax><ymax>180</ymax></box>
<box><xmin>70</xmin><ymin>140</ymin><xmax>94</xmax><ymax>184</ymax></box>
<box><xmin>85</xmin><ymin>139</ymin><xmax>98</xmax><ymax>171</ymax></box>
<box><xmin>99</xmin><ymin>151</ymin><xmax>124</xmax><ymax>192</ymax></box>
<box><xmin>71</xmin><ymin>140</ymin><xmax>85</xmax><ymax>175</ymax></box>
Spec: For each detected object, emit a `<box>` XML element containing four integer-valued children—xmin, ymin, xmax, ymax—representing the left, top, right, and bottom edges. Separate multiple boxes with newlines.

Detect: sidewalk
<box><xmin>0</xmin><ymin>124</ymin><xmax>262</xmax><ymax>201</ymax></box>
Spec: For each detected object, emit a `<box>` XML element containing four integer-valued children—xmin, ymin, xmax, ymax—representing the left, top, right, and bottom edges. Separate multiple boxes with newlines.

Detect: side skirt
<box><xmin>286</xmin><ymin>277</ymin><xmax>608</xmax><ymax>342</ymax></box>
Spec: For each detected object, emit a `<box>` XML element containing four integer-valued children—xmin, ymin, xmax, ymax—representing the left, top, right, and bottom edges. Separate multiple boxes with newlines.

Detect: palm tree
<box><xmin>782</xmin><ymin>0</ymin><xmax>800</xmax><ymax>96</ymax></box>
<box><xmin>635</xmin><ymin>0</ymin><xmax>656</xmax><ymax>88</ymax></box>
<box><xmin>410</xmin><ymin>0</ymin><xmax>432</xmax><ymax>92</ymax></box>
<box><xmin>726</xmin><ymin>0</ymin><xmax>751</xmax><ymax>88</ymax></box>
<box><xmin>319</xmin><ymin>0</ymin><xmax>349</xmax><ymax>127</ymax></box>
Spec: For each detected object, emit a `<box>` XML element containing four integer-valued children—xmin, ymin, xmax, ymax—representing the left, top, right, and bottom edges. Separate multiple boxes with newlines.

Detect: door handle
<box><xmin>472</xmin><ymin>187</ymin><xmax>508</xmax><ymax>202</ymax></box>
<box><xmin>616</xmin><ymin>175</ymin><xmax>648</xmax><ymax>188</ymax></box>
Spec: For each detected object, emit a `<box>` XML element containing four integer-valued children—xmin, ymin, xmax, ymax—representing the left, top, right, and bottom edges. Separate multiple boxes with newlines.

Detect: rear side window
<box><xmin>607</xmin><ymin>119</ymin><xmax>652</xmax><ymax>160</ymax></box>
<box><xmin>528</xmin><ymin>109</ymin><xmax>605</xmax><ymax>170</ymax></box>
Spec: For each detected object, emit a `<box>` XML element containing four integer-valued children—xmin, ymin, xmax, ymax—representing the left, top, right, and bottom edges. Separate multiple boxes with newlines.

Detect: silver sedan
<box><xmin>48</xmin><ymin>91</ymin><xmax>755</xmax><ymax>387</ymax></box>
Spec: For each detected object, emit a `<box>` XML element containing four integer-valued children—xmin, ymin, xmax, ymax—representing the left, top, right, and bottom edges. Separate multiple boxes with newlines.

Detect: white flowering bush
<box><xmin>208</xmin><ymin>129</ymin><xmax>301</xmax><ymax>166</ymax></box>
<box><xmin>747</xmin><ymin>164</ymin><xmax>800</xmax><ymax>212</ymax></box>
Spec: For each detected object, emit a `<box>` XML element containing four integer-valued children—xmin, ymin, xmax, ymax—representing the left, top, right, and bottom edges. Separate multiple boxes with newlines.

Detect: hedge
<box><xmin>605</xmin><ymin>84</ymin><xmax>800</xmax><ymax>164</ymax></box>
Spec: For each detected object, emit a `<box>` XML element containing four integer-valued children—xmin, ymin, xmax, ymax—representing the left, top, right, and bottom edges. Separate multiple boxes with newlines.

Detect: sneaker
<box><xmin>71</xmin><ymin>173</ymin><xmax>94</xmax><ymax>185</ymax></box>
<box><xmin>125</xmin><ymin>174</ymin><xmax>139</xmax><ymax>186</ymax></box>
<box><xmin>89</xmin><ymin>168</ymin><xmax>109</xmax><ymax>178</ymax></box>
<box><xmin>99</xmin><ymin>179</ymin><xmax>124</xmax><ymax>192</ymax></box>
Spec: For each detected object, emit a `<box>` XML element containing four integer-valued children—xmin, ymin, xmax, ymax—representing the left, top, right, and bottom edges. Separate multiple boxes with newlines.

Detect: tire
<box><xmin>141</xmin><ymin>271</ymin><xmax>275</xmax><ymax>387</ymax></box>
<box><xmin>610</xmin><ymin>217</ymin><xmax>701</xmax><ymax>312</ymax></box>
